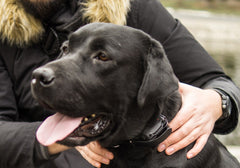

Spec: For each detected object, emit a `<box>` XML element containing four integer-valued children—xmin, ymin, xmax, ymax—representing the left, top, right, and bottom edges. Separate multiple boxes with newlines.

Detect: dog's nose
<box><xmin>32</xmin><ymin>67</ymin><xmax>55</xmax><ymax>87</ymax></box>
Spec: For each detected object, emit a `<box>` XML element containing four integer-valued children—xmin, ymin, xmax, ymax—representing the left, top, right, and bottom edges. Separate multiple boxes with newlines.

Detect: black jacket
<box><xmin>0</xmin><ymin>0</ymin><xmax>239</xmax><ymax>167</ymax></box>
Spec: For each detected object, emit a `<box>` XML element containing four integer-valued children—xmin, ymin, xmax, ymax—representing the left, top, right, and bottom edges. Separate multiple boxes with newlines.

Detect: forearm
<box><xmin>0</xmin><ymin>121</ymin><xmax>41</xmax><ymax>168</ymax></box>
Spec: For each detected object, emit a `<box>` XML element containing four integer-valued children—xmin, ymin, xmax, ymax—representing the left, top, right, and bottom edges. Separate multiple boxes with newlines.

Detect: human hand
<box><xmin>47</xmin><ymin>141</ymin><xmax>114</xmax><ymax>168</ymax></box>
<box><xmin>75</xmin><ymin>141</ymin><xmax>114</xmax><ymax>168</ymax></box>
<box><xmin>158</xmin><ymin>82</ymin><xmax>222</xmax><ymax>159</ymax></box>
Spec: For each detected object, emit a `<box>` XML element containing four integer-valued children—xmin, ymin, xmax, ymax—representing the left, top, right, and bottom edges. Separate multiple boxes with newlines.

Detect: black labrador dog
<box><xmin>31</xmin><ymin>23</ymin><xmax>240</xmax><ymax>168</ymax></box>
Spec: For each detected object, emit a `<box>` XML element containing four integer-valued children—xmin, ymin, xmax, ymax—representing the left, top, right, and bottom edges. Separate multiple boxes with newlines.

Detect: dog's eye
<box><xmin>96</xmin><ymin>53</ymin><xmax>109</xmax><ymax>61</ymax></box>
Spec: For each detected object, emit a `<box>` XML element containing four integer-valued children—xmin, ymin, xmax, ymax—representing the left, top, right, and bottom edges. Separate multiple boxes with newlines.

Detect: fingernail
<box><xmin>187</xmin><ymin>153</ymin><xmax>193</xmax><ymax>159</ymax></box>
<box><xmin>102</xmin><ymin>158</ymin><xmax>110</xmax><ymax>165</ymax></box>
<box><xmin>166</xmin><ymin>147</ymin><xmax>175</xmax><ymax>155</ymax></box>
<box><xmin>95</xmin><ymin>162</ymin><xmax>101</xmax><ymax>168</ymax></box>
<box><xmin>158</xmin><ymin>144</ymin><xmax>166</xmax><ymax>152</ymax></box>
<box><xmin>106</xmin><ymin>152</ymin><xmax>114</xmax><ymax>159</ymax></box>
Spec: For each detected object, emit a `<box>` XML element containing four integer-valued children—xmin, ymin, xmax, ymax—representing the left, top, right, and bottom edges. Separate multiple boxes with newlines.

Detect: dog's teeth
<box><xmin>91</xmin><ymin>114</ymin><xmax>96</xmax><ymax>118</ymax></box>
<box><xmin>84</xmin><ymin>118</ymin><xmax>89</xmax><ymax>122</ymax></box>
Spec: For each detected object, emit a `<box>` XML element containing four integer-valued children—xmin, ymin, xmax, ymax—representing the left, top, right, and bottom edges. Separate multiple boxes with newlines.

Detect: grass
<box><xmin>161</xmin><ymin>0</ymin><xmax>240</xmax><ymax>15</ymax></box>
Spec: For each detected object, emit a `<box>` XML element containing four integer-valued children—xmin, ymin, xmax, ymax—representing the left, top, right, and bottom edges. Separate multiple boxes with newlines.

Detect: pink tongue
<box><xmin>36</xmin><ymin>113</ymin><xmax>83</xmax><ymax>146</ymax></box>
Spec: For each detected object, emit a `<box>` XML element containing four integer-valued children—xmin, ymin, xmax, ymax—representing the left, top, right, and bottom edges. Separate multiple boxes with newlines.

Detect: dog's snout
<box><xmin>32</xmin><ymin>67</ymin><xmax>55</xmax><ymax>87</ymax></box>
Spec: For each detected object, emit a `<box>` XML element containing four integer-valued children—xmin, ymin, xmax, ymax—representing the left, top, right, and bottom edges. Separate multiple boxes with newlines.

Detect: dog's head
<box><xmin>32</xmin><ymin>23</ymin><xmax>180</xmax><ymax>147</ymax></box>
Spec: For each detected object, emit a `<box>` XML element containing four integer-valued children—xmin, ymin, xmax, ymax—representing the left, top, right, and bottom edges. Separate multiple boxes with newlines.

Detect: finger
<box><xmin>76</xmin><ymin>145</ymin><xmax>112</xmax><ymax>167</ymax></box>
<box><xmin>158</xmin><ymin>115</ymin><xmax>196</xmax><ymax>152</ymax></box>
<box><xmin>76</xmin><ymin>146</ymin><xmax>102</xmax><ymax>168</ymax></box>
<box><xmin>168</xmin><ymin>105</ymin><xmax>195</xmax><ymax>132</ymax></box>
<box><xmin>88</xmin><ymin>141</ymin><xmax>114</xmax><ymax>160</ymax></box>
<box><xmin>166</xmin><ymin>113</ymin><xmax>196</xmax><ymax>144</ymax></box>
<box><xmin>158</xmin><ymin>130</ymin><xmax>186</xmax><ymax>152</ymax></box>
<box><xmin>165</xmin><ymin>127</ymin><xmax>201</xmax><ymax>155</ymax></box>
<box><xmin>186</xmin><ymin>134</ymin><xmax>209</xmax><ymax>159</ymax></box>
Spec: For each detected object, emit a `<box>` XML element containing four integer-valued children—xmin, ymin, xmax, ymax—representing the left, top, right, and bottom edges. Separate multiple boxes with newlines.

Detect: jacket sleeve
<box><xmin>0</xmin><ymin>53</ymin><xmax>42</xmax><ymax>168</ymax></box>
<box><xmin>203</xmin><ymin>77</ymin><xmax>240</xmax><ymax>134</ymax></box>
<box><xmin>132</xmin><ymin>0</ymin><xmax>239</xmax><ymax>134</ymax></box>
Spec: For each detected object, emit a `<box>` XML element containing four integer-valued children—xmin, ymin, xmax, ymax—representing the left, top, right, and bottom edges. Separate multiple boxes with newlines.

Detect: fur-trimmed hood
<box><xmin>0</xmin><ymin>0</ymin><xmax>44</xmax><ymax>47</ymax></box>
<box><xmin>0</xmin><ymin>0</ymin><xmax>130</xmax><ymax>47</ymax></box>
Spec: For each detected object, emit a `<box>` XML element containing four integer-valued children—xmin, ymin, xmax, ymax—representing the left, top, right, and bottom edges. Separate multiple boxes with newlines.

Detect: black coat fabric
<box><xmin>0</xmin><ymin>0</ymin><xmax>239</xmax><ymax>167</ymax></box>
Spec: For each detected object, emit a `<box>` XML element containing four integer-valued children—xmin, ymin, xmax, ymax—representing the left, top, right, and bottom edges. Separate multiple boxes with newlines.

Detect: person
<box><xmin>0</xmin><ymin>0</ymin><xmax>239</xmax><ymax>167</ymax></box>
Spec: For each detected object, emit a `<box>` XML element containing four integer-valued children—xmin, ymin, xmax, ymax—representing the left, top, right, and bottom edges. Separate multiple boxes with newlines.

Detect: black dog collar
<box><xmin>130</xmin><ymin>114</ymin><xmax>172</xmax><ymax>147</ymax></box>
<box><xmin>113</xmin><ymin>115</ymin><xmax>172</xmax><ymax>148</ymax></box>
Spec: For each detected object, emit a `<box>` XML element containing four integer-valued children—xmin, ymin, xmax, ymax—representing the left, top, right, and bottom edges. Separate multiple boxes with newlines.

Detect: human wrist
<box><xmin>47</xmin><ymin>143</ymin><xmax>71</xmax><ymax>155</ymax></box>
<box><xmin>204</xmin><ymin>89</ymin><xmax>223</xmax><ymax>121</ymax></box>
<box><xmin>213</xmin><ymin>89</ymin><xmax>232</xmax><ymax>121</ymax></box>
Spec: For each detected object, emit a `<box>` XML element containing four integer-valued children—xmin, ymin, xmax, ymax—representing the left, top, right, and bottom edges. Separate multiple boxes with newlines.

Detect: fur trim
<box><xmin>0</xmin><ymin>0</ymin><xmax>44</xmax><ymax>47</ymax></box>
<box><xmin>82</xmin><ymin>0</ymin><xmax>131</xmax><ymax>25</ymax></box>
<box><xmin>0</xmin><ymin>0</ymin><xmax>130</xmax><ymax>46</ymax></box>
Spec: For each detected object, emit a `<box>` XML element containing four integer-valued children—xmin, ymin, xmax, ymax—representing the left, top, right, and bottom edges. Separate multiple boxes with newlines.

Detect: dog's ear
<box><xmin>137</xmin><ymin>38</ymin><xmax>179</xmax><ymax>107</ymax></box>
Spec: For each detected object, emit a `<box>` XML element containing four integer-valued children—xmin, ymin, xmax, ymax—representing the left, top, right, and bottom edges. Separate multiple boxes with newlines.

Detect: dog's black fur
<box><xmin>32</xmin><ymin>23</ymin><xmax>240</xmax><ymax>168</ymax></box>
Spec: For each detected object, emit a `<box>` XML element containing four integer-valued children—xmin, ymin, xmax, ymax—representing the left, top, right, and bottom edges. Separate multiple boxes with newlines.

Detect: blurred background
<box><xmin>161</xmin><ymin>0</ymin><xmax>240</xmax><ymax>161</ymax></box>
